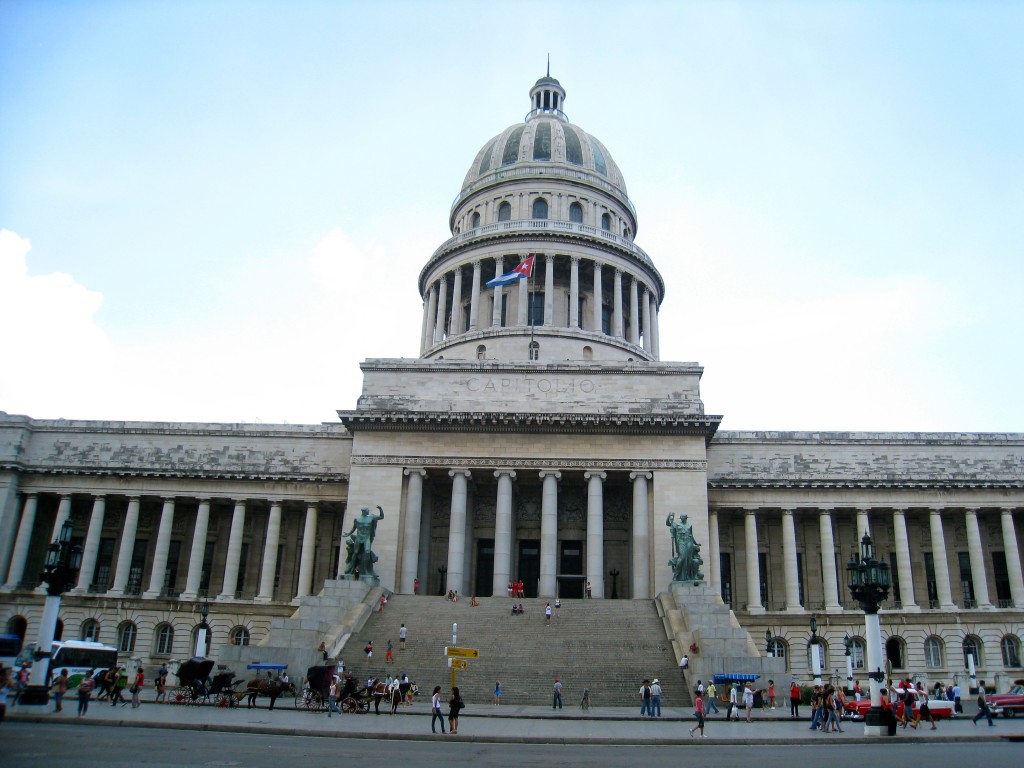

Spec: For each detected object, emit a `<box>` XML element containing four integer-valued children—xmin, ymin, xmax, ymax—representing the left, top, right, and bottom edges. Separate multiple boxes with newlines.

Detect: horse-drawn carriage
<box><xmin>295</xmin><ymin>664</ymin><xmax>336</xmax><ymax>712</ymax></box>
<box><xmin>244</xmin><ymin>663</ymin><xmax>297</xmax><ymax>710</ymax></box>
<box><xmin>168</xmin><ymin>658</ymin><xmax>243</xmax><ymax>707</ymax></box>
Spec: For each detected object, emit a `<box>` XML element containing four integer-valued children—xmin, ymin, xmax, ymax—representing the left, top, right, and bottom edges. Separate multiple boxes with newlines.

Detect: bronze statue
<box><xmin>342</xmin><ymin>505</ymin><xmax>385</xmax><ymax>579</ymax></box>
<box><xmin>666</xmin><ymin>511</ymin><xmax>704</xmax><ymax>583</ymax></box>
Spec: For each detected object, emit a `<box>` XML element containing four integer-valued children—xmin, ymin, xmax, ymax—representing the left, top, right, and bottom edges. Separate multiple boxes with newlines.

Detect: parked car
<box><xmin>843</xmin><ymin>689</ymin><xmax>955</xmax><ymax>721</ymax></box>
<box><xmin>988</xmin><ymin>681</ymin><xmax>1024</xmax><ymax>717</ymax></box>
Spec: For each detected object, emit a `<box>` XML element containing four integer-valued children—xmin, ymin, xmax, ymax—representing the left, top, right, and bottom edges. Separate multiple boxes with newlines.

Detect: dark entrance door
<box><xmin>475</xmin><ymin>539</ymin><xmax>494</xmax><ymax>597</ymax></box>
<box><xmin>558</xmin><ymin>540</ymin><xmax>585</xmax><ymax>598</ymax></box>
<box><xmin>517</xmin><ymin>540</ymin><xmax>540</xmax><ymax>598</ymax></box>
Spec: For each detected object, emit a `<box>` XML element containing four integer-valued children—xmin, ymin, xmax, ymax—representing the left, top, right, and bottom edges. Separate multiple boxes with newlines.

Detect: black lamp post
<box><xmin>843</xmin><ymin>633</ymin><xmax>854</xmax><ymax>693</ymax></box>
<box><xmin>808</xmin><ymin>615</ymin><xmax>822</xmax><ymax>686</ymax></box>
<box><xmin>846</xmin><ymin>533</ymin><xmax>892</xmax><ymax>736</ymax></box>
<box><xmin>194</xmin><ymin>596</ymin><xmax>211</xmax><ymax>657</ymax></box>
<box><xmin>437</xmin><ymin>565</ymin><xmax>447</xmax><ymax>596</ymax></box>
<box><xmin>765</xmin><ymin>629</ymin><xmax>774</xmax><ymax>657</ymax></box>
<box><xmin>609</xmin><ymin>569</ymin><xmax>620</xmax><ymax>600</ymax></box>
<box><xmin>22</xmin><ymin>519</ymin><xmax>82</xmax><ymax>705</ymax></box>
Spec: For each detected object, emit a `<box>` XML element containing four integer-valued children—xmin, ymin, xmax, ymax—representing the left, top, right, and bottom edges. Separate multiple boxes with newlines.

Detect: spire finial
<box><xmin>547</xmin><ymin>54</ymin><xmax>550</xmax><ymax>78</ymax></box>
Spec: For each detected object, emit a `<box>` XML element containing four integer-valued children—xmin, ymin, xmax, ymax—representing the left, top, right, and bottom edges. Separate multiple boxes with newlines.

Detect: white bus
<box><xmin>15</xmin><ymin>639</ymin><xmax>119</xmax><ymax>690</ymax></box>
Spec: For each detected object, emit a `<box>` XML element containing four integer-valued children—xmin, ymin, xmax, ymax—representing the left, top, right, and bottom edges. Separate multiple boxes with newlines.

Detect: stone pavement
<box><xmin>9</xmin><ymin>699</ymin><xmax>1024</xmax><ymax>744</ymax></box>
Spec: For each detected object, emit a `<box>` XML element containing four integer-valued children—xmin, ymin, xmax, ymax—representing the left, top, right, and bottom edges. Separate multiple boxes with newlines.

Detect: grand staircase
<box><xmin>341</xmin><ymin>595</ymin><xmax>690</xmax><ymax>709</ymax></box>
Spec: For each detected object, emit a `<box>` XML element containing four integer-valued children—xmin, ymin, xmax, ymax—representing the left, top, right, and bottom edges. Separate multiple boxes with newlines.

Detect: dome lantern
<box><xmin>527</xmin><ymin>69</ymin><xmax>567</xmax><ymax>122</ymax></box>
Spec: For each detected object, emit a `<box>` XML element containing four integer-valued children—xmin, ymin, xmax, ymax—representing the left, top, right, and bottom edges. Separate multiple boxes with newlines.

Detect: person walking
<box><xmin>50</xmin><ymin>668</ymin><xmax>69</xmax><ymax>713</ymax></box>
<box><xmin>743</xmin><ymin>682</ymin><xmax>754</xmax><ymax>722</ymax></box>
<box><xmin>108</xmin><ymin>667</ymin><xmax>126</xmax><ymax>706</ymax></box>
<box><xmin>728</xmin><ymin>682</ymin><xmax>739</xmax><ymax>721</ymax></box>
<box><xmin>385</xmin><ymin>640</ymin><xmax>394</xmax><ymax>664</ymax></box>
<box><xmin>790</xmin><ymin>680</ymin><xmax>802</xmax><ymax>718</ymax></box>
<box><xmin>953</xmin><ymin>682</ymin><xmax>962</xmax><ymax>714</ymax></box>
<box><xmin>917</xmin><ymin>682</ymin><xmax>937</xmax><ymax>730</ymax></box>
<box><xmin>545</xmin><ymin>603</ymin><xmax>552</xmax><ymax>625</ymax></box>
<box><xmin>639</xmin><ymin>679</ymin><xmax>652</xmax><ymax>717</ymax></box>
<box><xmin>767</xmin><ymin>679</ymin><xmax>777</xmax><ymax>709</ymax></box>
<box><xmin>77</xmin><ymin>669</ymin><xmax>96</xmax><ymax>717</ymax></box>
<box><xmin>155</xmin><ymin>665</ymin><xmax>168</xmax><ymax>704</ymax></box>
<box><xmin>973</xmin><ymin>682</ymin><xmax>995</xmax><ymax>726</ymax></box>
<box><xmin>327</xmin><ymin>677</ymin><xmax>341</xmax><ymax>717</ymax></box>
<box><xmin>650</xmin><ymin>679</ymin><xmax>663</xmax><ymax>718</ymax></box>
<box><xmin>553</xmin><ymin>678</ymin><xmax>563</xmax><ymax>709</ymax></box>
<box><xmin>399</xmin><ymin>624</ymin><xmax>408</xmax><ymax>650</ymax></box>
<box><xmin>431</xmin><ymin>685</ymin><xmax>445</xmax><ymax>733</ymax></box>
<box><xmin>705</xmin><ymin>680</ymin><xmax>720</xmax><ymax>714</ymax></box>
<box><xmin>689</xmin><ymin>691</ymin><xmax>706</xmax><ymax>737</ymax></box>
<box><xmin>130</xmin><ymin>667</ymin><xmax>144</xmax><ymax>708</ymax></box>
<box><xmin>447</xmin><ymin>686</ymin><xmax>463</xmax><ymax>735</ymax></box>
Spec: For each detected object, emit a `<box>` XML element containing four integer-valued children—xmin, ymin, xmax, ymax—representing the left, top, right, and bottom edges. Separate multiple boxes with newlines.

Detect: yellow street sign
<box><xmin>445</xmin><ymin>646</ymin><xmax>480</xmax><ymax>659</ymax></box>
<box><xmin>449</xmin><ymin>659</ymin><xmax>468</xmax><ymax>670</ymax></box>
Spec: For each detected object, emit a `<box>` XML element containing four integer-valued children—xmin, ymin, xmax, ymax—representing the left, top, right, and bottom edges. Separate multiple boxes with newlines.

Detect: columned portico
<box><xmin>818</xmin><ymin>507</ymin><xmax>842</xmax><ymax>613</ymax></box>
<box><xmin>744</xmin><ymin>508</ymin><xmax>764</xmax><ymax>614</ymax></box>
<box><xmin>891</xmin><ymin>507</ymin><xmax>918</xmax><ymax>610</ymax></box>
<box><xmin>630</xmin><ymin>471</ymin><xmax>652</xmax><ymax>598</ymax></box>
<box><xmin>963</xmin><ymin>507</ymin><xmax>993</xmax><ymax>609</ymax></box>
<box><xmin>400</xmin><ymin>468</ymin><xmax>427</xmax><ymax>594</ymax></box>
<box><xmin>928</xmin><ymin>508</ymin><xmax>957</xmax><ymax>610</ymax></box>
<box><xmin>218</xmin><ymin>500</ymin><xmax>247</xmax><ymax>601</ymax></box>
<box><xmin>256</xmin><ymin>500</ymin><xmax>283</xmax><ymax>602</ymax></box>
<box><xmin>1000</xmin><ymin>508</ymin><xmax>1024</xmax><ymax>607</ymax></box>
<box><xmin>144</xmin><ymin>496</ymin><xmax>176</xmax><ymax>598</ymax></box>
<box><xmin>295</xmin><ymin>502</ymin><xmax>318</xmax><ymax>601</ymax></box>
<box><xmin>585</xmin><ymin>470</ymin><xmax>606</xmax><ymax>599</ymax></box>
<box><xmin>492</xmin><ymin>469</ymin><xmax>517</xmax><ymax>596</ymax></box>
<box><xmin>781</xmin><ymin>508</ymin><xmax>802</xmax><ymax>612</ymax></box>
<box><xmin>181</xmin><ymin>498</ymin><xmax>211</xmax><ymax>600</ymax></box>
<box><xmin>73</xmin><ymin>495</ymin><xmax>106</xmax><ymax>594</ymax></box>
<box><xmin>3</xmin><ymin>493</ymin><xmax>38</xmax><ymax>591</ymax></box>
<box><xmin>108</xmin><ymin>496</ymin><xmax>141</xmax><ymax>597</ymax></box>
<box><xmin>538</xmin><ymin>469</ymin><xmax>560</xmax><ymax>597</ymax></box>
<box><xmin>447</xmin><ymin>469</ymin><xmax>471</xmax><ymax>596</ymax></box>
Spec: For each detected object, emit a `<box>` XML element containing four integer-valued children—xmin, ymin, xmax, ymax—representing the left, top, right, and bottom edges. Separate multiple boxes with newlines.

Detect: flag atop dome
<box><xmin>486</xmin><ymin>255</ymin><xmax>535</xmax><ymax>287</ymax></box>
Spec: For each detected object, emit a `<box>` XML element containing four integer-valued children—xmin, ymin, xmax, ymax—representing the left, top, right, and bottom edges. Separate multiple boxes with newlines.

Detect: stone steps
<box><xmin>339</xmin><ymin>596</ymin><xmax>691</xmax><ymax>708</ymax></box>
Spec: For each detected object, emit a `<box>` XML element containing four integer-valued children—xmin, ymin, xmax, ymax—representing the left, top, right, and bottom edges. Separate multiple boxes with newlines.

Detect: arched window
<box><xmin>569</xmin><ymin>202</ymin><xmax>583</xmax><ymax>223</ymax></box>
<box><xmin>963</xmin><ymin>635</ymin><xmax>983</xmax><ymax>668</ymax></box>
<box><xmin>849</xmin><ymin>637</ymin><xmax>866</xmax><ymax>670</ymax></box>
<box><xmin>1001</xmin><ymin>635</ymin><xmax>1022</xmax><ymax>667</ymax></box>
<box><xmin>230</xmin><ymin>626</ymin><xmax>251</xmax><ymax>646</ymax></box>
<box><xmin>6</xmin><ymin>615</ymin><xmax>27</xmax><ymax>640</ymax></box>
<box><xmin>532</xmin><ymin>198</ymin><xmax>548</xmax><ymax>220</ymax></box>
<box><xmin>528</xmin><ymin>341</ymin><xmax>539</xmax><ymax>361</ymax></box>
<box><xmin>767</xmin><ymin>637</ymin><xmax>789</xmax><ymax>670</ymax></box>
<box><xmin>886</xmin><ymin>636</ymin><xmax>905</xmax><ymax>669</ymax></box>
<box><xmin>582</xmin><ymin>346</ymin><xmax>593</xmax><ymax>361</ymax></box>
<box><xmin>498</xmin><ymin>202</ymin><xmax>511</xmax><ymax>221</ymax></box>
<box><xmin>924</xmin><ymin>636</ymin><xmax>944</xmax><ymax>669</ymax></box>
<box><xmin>471</xmin><ymin>212</ymin><xmax>481</xmax><ymax>229</ymax></box>
<box><xmin>80</xmin><ymin>619</ymin><xmax>100</xmax><ymax>642</ymax></box>
<box><xmin>601</xmin><ymin>212</ymin><xmax>611</xmax><ymax>230</ymax></box>
<box><xmin>476</xmin><ymin>345</ymin><xmax>486</xmax><ymax>360</ymax></box>
<box><xmin>154</xmin><ymin>623</ymin><xmax>174</xmax><ymax>656</ymax></box>
<box><xmin>117</xmin><ymin>621</ymin><xmax>137</xmax><ymax>653</ymax></box>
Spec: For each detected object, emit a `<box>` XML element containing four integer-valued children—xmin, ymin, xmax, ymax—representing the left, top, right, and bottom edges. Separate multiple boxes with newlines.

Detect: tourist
<box><xmin>728</xmin><ymin>682</ymin><xmax>740</xmax><ymax>721</ymax></box>
<box><xmin>493</xmin><ymin>680</ymin><xmax>502</xmax><ymax>706</ymax></box>
<box><xmin>586</xmin><ymin>581</ymin><xmax>592</xmax><ymax>598</ymax></box>
<box><xmin>77</xmin><ymin>669</ymin><xmax>95</xmax><ymax>716</ymax></box>
<box><xmin>470</xmin><ymin>595</ymin><xmax>480</xmax><ymax>606</ymax></box>
<box><xmin>767</xmin><ymin>679</ymin><xmax>776</xmax><ymax>709</ymax></box>
<box><xmin>555</xmin><ymin>597</ymin><xmax>561</xmax><ymax>613</ymax></box>
<box><xmin>705</xmin><ymin>680</ymin><xmax>720</xmax><ymax>714</ymax></box>
<box><xmin>545</xmin><ymin>603</ymin><xmax>552</xmax><ymax>625</ymax></box>
<box><xmin>130</xmin><ymin>667</ymin><xmax>144</xmax><ymax>708</ymax></box>
<box><xmin>327</xmin><ymin>676</ymin><xmax>340</xmax><ymax>717</ymax></box>
<box><xmin>553</xmin><ymin>677</ymin><xmax>563</xmax><ymax>709</ymax></box>
<box><xmin>639</xmin><ymin>679</ymin><xmax>652</xmax><ymax>717</ymax></box>
<box><xmin>385</xmin><ymin>640</ymin><xmax>394</xmax><ymax>664</ymax></box>
<box><xmin>431</xmin><ymin>685</ymin><xmax>445</xmax><ymax>733</ymax></box>
<box><xmin>953</xmin><ymin>682</ymin><xmax>962</xmax><ymax>713</ymax></box>
<box><xmin>650</xmin><ymin>678</ymin><xmax>663</xmax><ymax>718</ymax></box>
<box><xmin>155</xmin><ymin>665</ymin><xmax>168</xmax><ymax>703</ymax></box>
<box><xmin>743</xmin><ymin>682</ymin><xmax>754</xmax><ymax>722</ymax></box>
<box><xmin>853</xmin><ymin>679</ymin><xmax>862</xmax><ymax>701</ymax></box>
<box><xmin>689</xmin><ymin>689</ymin><xmax>706</xmax><ymax>737</ymax></box>
<box><xmin>790</xmin><ymin>680</ymin><xmax>802</xmax><ymax>718</ymax></box>
<box><xmin>399</xmin><ymin>623</ymin><xmax>407</xmax><ymax>650</ymax></box>
<box><xmin>50</xmin><ymin>668</ymin><xmax>68</xmax><ymax>713</ymax></box>
<box><xmin>448</xmin><ymin>686</ymin><xmax>463</xmax><ymax>734</ymax></box>
<box><xmin>413</xmin><ymin>577</ymin><xmax>419</xmax><ymax>595</ymax></box>
<box><xmin>972</xmin><ymin>681</ymin><xmax>995</xmax><ymax>726</ymax></box>
<box><xmin>108</xmin><ymin>666</ymin><xmax>127</xmax><ymax>706</ymax></box>
<box><xmin>917</xmin><ymin>682</ymin><xmax>937</xmax><ymax>730</ymax></box>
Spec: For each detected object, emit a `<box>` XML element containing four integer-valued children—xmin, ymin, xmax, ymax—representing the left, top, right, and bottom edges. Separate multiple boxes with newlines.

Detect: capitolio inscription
<box><xmin>462</xmin><ymin>376</ymin><xmax>597</xmax><ymax>395</ymax></box>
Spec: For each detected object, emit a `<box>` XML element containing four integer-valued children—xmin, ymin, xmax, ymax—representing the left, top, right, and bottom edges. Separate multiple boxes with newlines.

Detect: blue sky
<box><xmin>2</xmin><ymin>1</ymin><xmax>1022</xmax><ymax>431</ymax></box>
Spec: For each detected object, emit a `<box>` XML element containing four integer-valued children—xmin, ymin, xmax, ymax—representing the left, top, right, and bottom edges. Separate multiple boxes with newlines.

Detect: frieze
<box><xmin>354</xmin><ymin>456</ymin><xmax>707</xmax><ymax>471</ymax></box>
<box><xmin>461</xmin><ymin>376</ymin><xmax>596</xmax><ymax>396</ymax></box>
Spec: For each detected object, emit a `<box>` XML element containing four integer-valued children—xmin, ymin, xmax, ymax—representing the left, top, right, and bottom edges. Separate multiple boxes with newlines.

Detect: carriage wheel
<box><xmin>216</xmin><ymin>693</ymin><xmax>235</xmax><ymax>708</ymax></box>
<box><xmin>169</xmin><ymin>687</ymin><xmax>189</xmax><ymax>705</ymax></box>
<box><xmin>341</xmin><ymin>697</ymin><xmax>357</xmax><ymax>713</ymax></box>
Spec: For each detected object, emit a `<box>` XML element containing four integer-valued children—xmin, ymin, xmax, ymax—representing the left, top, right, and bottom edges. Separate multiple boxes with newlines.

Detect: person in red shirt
<box><xmin>790</xmin><ymin>681</ymin><xmax>802</xmax><ymax>718</ymax></box>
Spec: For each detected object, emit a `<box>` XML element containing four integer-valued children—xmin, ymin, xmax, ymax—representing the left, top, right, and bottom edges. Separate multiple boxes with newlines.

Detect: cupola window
<box><xmin>601</xmin><ymin>213</ymin><xmax>611</xmax><ymax>231</ymax></box>
<box><xmin>502</xmin><ymin>126</ymin><xmax>525</xmax><ymax>166</ymax></box>
<box><xmin>569</xmin><ymin>202</ymin><xmax>583</xmax><ymax>223</ymax></box>
<box><xmin>589</xmin><ymin>138</ymin><xmax>607</xmax><ymax>175</ymax></box>
<box><xmin>471</xmin><ymin>212</ymin><xmax>481</xmax><ymax>229</ymax></box>
<box><xmin>478</xmin><ymin>139</ymin><xmax>496</xmax><ymax>175</ymax></box>
<box><xmin>533</xmin><ymin>121</ymin><xmax>552</xmax><ymax>161</ymax></box>
<box><xmin>532</xmin><ymin>198</ymin><xmax>548</xmax><ymax>220</ymax></box>
<box><xmin>564</xmin><ymin>126</ymin><xmax>584</xmax><ymax>165</ymax></box>
<box><xmin>498</xmin><ymin>202</ymin><xmax>511</xmax><ymax>221</ymax></box>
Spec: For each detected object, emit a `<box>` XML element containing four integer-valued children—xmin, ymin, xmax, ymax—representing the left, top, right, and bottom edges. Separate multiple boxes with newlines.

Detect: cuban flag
<box><xmin>486</xmin><ymin>255</ymin><xmax>535</xmax><ymax>287</ymax></box>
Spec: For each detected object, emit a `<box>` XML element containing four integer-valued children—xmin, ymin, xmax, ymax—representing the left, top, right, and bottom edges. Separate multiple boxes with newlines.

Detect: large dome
<box><xmin>459</xmin><ymin>76</ymin><xmax>628</xmax><ymax>198</ymax></box>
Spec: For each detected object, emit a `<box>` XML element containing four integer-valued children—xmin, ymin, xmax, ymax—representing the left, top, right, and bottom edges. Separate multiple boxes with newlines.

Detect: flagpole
<box><xmin>529</xmin><ymin>254</ymin><xmax>535</xmax><ymax>355</ymax></box>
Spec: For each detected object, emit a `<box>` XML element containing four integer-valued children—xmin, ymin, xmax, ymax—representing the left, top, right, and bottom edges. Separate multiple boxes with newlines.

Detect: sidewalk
<box><xmin>10</xmin><ymin>699</ymin><xmax>1024</xmax><ymax>744</ymax></box>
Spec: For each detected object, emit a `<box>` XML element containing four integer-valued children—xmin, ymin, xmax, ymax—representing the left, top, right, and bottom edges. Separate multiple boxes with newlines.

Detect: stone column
<box><xmin>469</xmin><ymin>260</ymin><xmax>482</xmax><ymax>331</ymax></box>
<box><xmin>539</xmin><ymin>469</ymin><xmax>560</xmax><ymax>598</ymax></box>
<box><xmin>423</xmin><ymin>282</ymin><xmax>438</xmax><ymax>352</ymax></box>
<box><xmin>928</xmin><ymin>508</ymin><xmax>956</xmax><ymax>610</ymax></box>
<box><xmin>400</xmin><ymin>469</ymin><xmax>427</xmax><ymax>594</ymax></box>
<box><xmin>144</xmin><ymin>496</ymin><xmax>176</xmax><ymax>598</ymax></box>
<box><xmin>517</xmin><ymin>266</ymin><xmax>529</xmax><ymax>325</ymax></box>
<box><xmin>641</xmin><ymin>288</ymin><xmax>652</xmax><ymax>353</ymax></box>
<box><xmin>628</xmin><ymin>277</ymin><xmax>640</xmax><ymax>345</ymax></box>
<box><xmin>295</xmin><ymin>503</ymin><xmax>318</xmax><ymax>600</ymax></box>
<box><xmin>856</xmin><ymin>507</ymin><xmax>872</xmax><ymax>543</ymax></box>
<box><xmin>891</xmin><ymin>507</ymin><xmax>918</xmax><ymax>609</ymax></box>
<box><xmin>492</xmin><ymin>470</ymin><xmax>516</xmax><ymax>596</ymax></box>
<box><xmin>491</xmin><ymin>257</ymin><xmax>504</xmax><ymax>327</ymax></box>
<box><xmin>819</xmin><ymin>507</ymin><xmax>842</xmax><ymax>612</ymax></box>
<box><xmin>108</xmin><ymin>496</ymin><xmax>141</xmax><ymax>597</ymax></box>
<box><xmin>585</xmin><ymin>470</ymin><xmax>606</xmax><ymax>599</ymax></box>
<box><xmin>744</xmin><ymin>508</ymin><xmax>764</xmax><ymax>613</ymax></box>
<box><xmin>181</xmin><ymin>498</ymin><xmax>211</xmax><ymax>600</ymax></box>
<box><xmin>782</xmin><ymin>508</ymin><xmax>802</xmax><ymax>612</ymax></box>
<box><xmin>433</xmin><ymin>275</ymin><xmax>448</xmax><ymax>344</ymax></box>
<box><xmin>630</xmin><ymin>471</ymin><xmax>652</xmax><ymax>598</ymax></box>
<box><xmin>543</xmin><ymin>253</ymin><xmax>554</xmax><ymax>325</ymax></box>
<box><xmin>649</xmin><ymin>291</ymin><xmax>660</xmax><ymax>357</ymax></box>
<box><xmin>450</xmin><ymin>267</ymin><xmax>463</xmax><ymax>335</ymax></box>
<box><xmin>3</xmin><ymin>493</ymin><xmax>38</xmax><ymax>590</ymax></box>
<box><xmin>48</xmin><ymin>493</ymin><xmax>73</xmax><ymax>543</ymax></box>
<box><xmin>73</xmin><ymin>495</ymin><xmax>106</xmax><ymax>594</ymax></box>
<box><xmin>592</xmin><ymin>262</ymin><xmax>603</xmax><ymax>333</ymax></box>
<box><xmin>256</xmin><ymin>501</ymin><xmax>283</xmax><ymax>602</ymax></box>
<box><xmin>447</xmin><ymin>470</ymin><xmax>471</xmax><ymax>596</ymax></box>
<box><xmin>569</xmin><ymin>256</ymin><xmax>580</xmax><ymax>328</ymax></box>
<box><xmin>963</xmin><ymin>508</ymin><xmax>993</xmax><ymax>609</ymax></box>
<box><xmin>612</xmin><ymin>268</ymin><xmax>624</xmax><ymax>338</ymax></box>
<box><xmin>708</xmin><ymin>508</ymin><xmax>720</xmax><ymax>591</ymax></box>
<box><xmin>999</xmin><ymin>508</ymin><xmax>1024</xmax><ymax>608</ymax></box>
<box><xmin>218</xmin><ymin>500</ymin><xmax>247</xmax><ymax>601</ymax></box>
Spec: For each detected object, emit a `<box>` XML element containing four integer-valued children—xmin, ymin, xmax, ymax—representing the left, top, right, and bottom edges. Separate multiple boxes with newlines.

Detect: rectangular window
<box><xmin>888</xmin><ymin>551</ymin><xmax>901</xmax><ymax>605</ymax></box>
<box><xmin>500</xmin><ymin>294</ymin><xmax>508</xmax><ymax>327</ymax></box>
<box><xmin>163</xmin><ymin>540</ymin><xmax>181</xmax><ymax>595</ymax></box>
<box><xmin>601</xmin><ymin>305</ymin><xmax>612</xmax><ymax>335</ymax></box>
<box><xmin>758</xmin><ymin>552</ymin><xmax>768</xmax><ymax>607</ymax></box>
<box><xmin>796</xmin><ymin>552</ymin><xmax>805</xmax><ymax>606</ymax></box>
<box><xmin>200</xmin><ymin>541</ymin><xmax>215</xmax><ymax>594</ymax></box>
<box><xmin>528</xmin><ymin>292</ymin><xmax>544</xmax><ymax>326</ymax></box>
<box><xmin>992</xmin><ymin>551</ymin><xmax>1012</xmax><ymax>606</ymax></box>
<box><xmin>93</xmin><ymin>537</ymin><xmax>115</xmax><ymax>592</ymax></box>
<box><xmin>958</xmin><ymin>551</ymin><xmax>974</xmax><ymax>607</ymax></box>
<box><xmin>924</xmin><ymin>552</ymin><xmax>938</xmax><ymax>608</ymax></box>
<box><xmin>719</xmin><ymin>553</ymin><xmax>732</xmax><ymax>608</ymax></box>
<box><xmin>462</xmin><ymin>304</ymin><xmax>471</xmax><ymax>333</ymax></box>
<box><xmin>236</xmin><ymin>543</ymin><xmax>249</xmax><ymax>596</ymax></box>
<box><xmin>274</xmin><ymin>542</ymin><xmax>285</xmax><ymax>592</ymax></box>
<box><xmin>127</xmin><ymin>539</ymin><xmax>148</xmax><ymax>595</ymax></box>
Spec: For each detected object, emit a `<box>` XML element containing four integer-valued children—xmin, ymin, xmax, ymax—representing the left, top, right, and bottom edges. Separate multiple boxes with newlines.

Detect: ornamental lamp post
<box><xmin>809</xmin><ymin>615</ymin><xmax>822</xmax><ymax>687</ymax></box>
<box><xmin>194</xmin><ymin>596</ymin><xmax>211</xmax><ymax>657</ymax></box>
<box><xmin>846</xmin><ymin>533</ymin><xmax>892</xmax><ymax>737</ymax></box>
<box><xmin>609</xmin><ymin>568</ymin><xmax>620</xmax><ymax>600</ymax></box>
<box><xmin>437</xmin><ymin>565</ymin><xmax>447</xmax><ymax>596</ymax></box>
<box><xmin>22</xmin><ymin>520</ymin><xmax>82</xmax><ymax>705</ymax></box>
<box><xmin>765</xmin><ymin>629</ymin><xmax>774</xmax><ymax>657</ymax></box>
<box><xmin>844</xmin><ymin>633</ymin><xmax>854</xmax><ymax>693</ymax></box>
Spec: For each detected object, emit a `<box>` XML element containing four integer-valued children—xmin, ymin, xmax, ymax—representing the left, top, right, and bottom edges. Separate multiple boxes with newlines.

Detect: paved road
<box><xmin>4</xmin><ymin>722</ymin><xmax>1024</xmax><ymax>768</ymax></box>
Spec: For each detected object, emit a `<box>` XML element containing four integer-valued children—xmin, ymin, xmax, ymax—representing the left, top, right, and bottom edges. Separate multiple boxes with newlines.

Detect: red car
<box><xmin>843</xmin><ymin>691</ymin><xmax>955</xmax><ymax>721</ymax></box>
<box><xmin>988</xmin><ymin>681</ymin><xmax>1024</xmax><ymax>717</ymax></box>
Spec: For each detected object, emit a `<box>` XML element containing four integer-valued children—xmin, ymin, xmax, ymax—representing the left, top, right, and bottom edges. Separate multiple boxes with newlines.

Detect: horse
<box><xmin>371</xmin><ymin>680</ymin><xmax>402</xmax><ymax>714</ymax></box>
<box><xmin>245</xmin><ymin>677</ymin><xmax>295</xmax><ymax>710</ymax></box>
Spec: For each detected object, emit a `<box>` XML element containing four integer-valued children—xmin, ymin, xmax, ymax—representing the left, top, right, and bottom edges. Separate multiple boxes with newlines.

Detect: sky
<box><xmin>1</xmin><ymin>0</ymin><xmax>1022</xmax><ymax>433</ymax></box>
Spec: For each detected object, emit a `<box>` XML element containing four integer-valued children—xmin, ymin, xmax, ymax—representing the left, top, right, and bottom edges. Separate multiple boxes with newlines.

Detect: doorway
<box><xmin>517</xmin><ymin>540</ymin><xmax>540</xmax><ymax>598</ymax></box>
<box><xmin>474</xmin><ymin>539</ymin><xmax>494</xmax><ymax>598</ymax></box>
<box><xmin>558</xmin><ymin>540</ymin><xmax>584</xmax><ymax>598</ymax></box>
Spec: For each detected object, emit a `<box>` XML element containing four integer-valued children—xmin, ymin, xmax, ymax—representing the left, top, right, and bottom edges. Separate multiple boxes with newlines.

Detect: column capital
<box><xmin>742</xmin><ymin>506</ymin><xmax>759</xmax><ymax>515</ymax></box>
<box><xmin>127</xmin><ymin>495</ymin><xmax>141</xmax><ymax>503</ymax></box>
<box><xmin>268</xmin><ymin>499</ymin><xmax>284</xmax><ymax>508</ymax></box>
<box><xmin>817</xmin><ymin>506</ymin><xmax>835</xmax><ymax>514</ymax></box>
<box><xmin>59</xmin><ymin>492</ymin><xmax>73</xmax><ymax>500</ymax></box>
<box><xmin>448</xmin><ymin>469</ymin><xmax>472</xmax><ymax>479</ymax></box>
<box><xmin>584</xmin><ymin>470</ymin><xmax>607</xmax><ymax>481</ymax></box>
<box><xmin>160</xmin><ymin>496</ymin><xmax>176</xmax><ymax>504</ymax></box>
<box><xmin>570</xmin><ymin>254</ymin><xmax>581</xmax><ymax>264</ymax></box>
<box><xmin>629</xmin><ymin>471</ymin><xmax>652</xmax><ymax>481</ymax></box>
<box><xmin>194</xmin><ymin>496</ymin><xmax>212</xmax><ymax>504</ymax></box>
<box><xmin>91</xmin><ymin>493</ymin><xmax>107</xmax><ymax>502</ymax></box>
<box><xmin>781</xmin><ymin>507</ymin><xmax>796</xmax><ymax>517</ymax></box>
<box><xmin>404</xmin><ymin>467</ymin><xmax>428</xmax><ymax>478</ymax></box>
<box><xmin>305</xmin><ymin>501</ymin><xmax>319</xmax><ymax>510</ymax></box>
<box><xmin>493</xmin><ymin>469</ymin><xmax>517</xmax><ymax>480</ymax></box>
<box><xmin>538</xmin><ymin>469</ymin><xmax>562</xmax><ymax>481</ymax></box>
